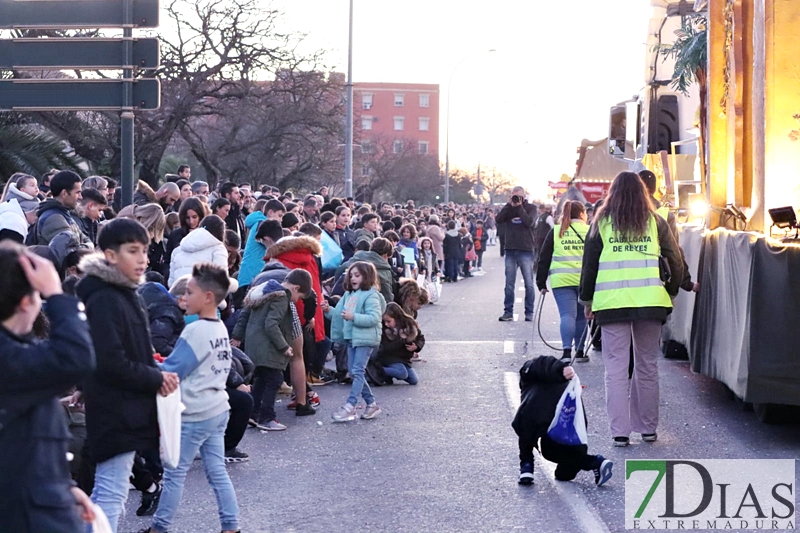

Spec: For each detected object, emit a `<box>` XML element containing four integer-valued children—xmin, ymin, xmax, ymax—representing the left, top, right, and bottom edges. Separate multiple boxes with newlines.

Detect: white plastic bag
<box><xmin>91</xmin><ymin>504</ymin><xmax>112</xmax><ymax>533</ymax></box>
<box><xmin>546</xmin><ymin>374</ymin><xmax>588</xmax><ymax>446</ymax></box>
<box><xmin>156</xmin><ymin>385</ymin><xmax>185</xmax><ymax>469</ymax></box>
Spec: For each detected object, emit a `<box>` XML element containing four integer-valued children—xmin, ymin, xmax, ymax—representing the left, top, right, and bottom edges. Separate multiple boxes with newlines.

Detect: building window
<box><xmin>362</xmin><ymin>93</ymin><xmax>373</xmax><ymax>110</ymax></box>
<box><xmin>418</xmin><ymin>141</ymin><xmax>429</xmax><ymax>155</ymax></box>
<box><xmin>361</xmin><ymin>141</ymin><xmax>371</xmax><ymax>154</ymax></box>
<box><xmin>361</xmin><ymin>116</ymin><xmax>372</xmax><ymax>130</ymax></box>
<box><xmin>394</xmin><ymin>93</ymin><xmax>404</xmax><ymax>107</ymax></box>
<box><xmin>419</xmin><ymin>93</ymin><xmax>430</xmax><ymax>108</ymax></box>
<box><xmin>419</xmin><ymin>117</ymin><xmax>430</xmax><ymax>131</ymax></box>
<box><xmin>393</xmin><ymin>116</ymin><xmax>404</xmax><ymax>131</ymax></box>
<box><xmin>393</xmin><ymin>139</ymin><xmax>404</xmax><ymax>154</ymax></box>
<box><xmin>361</xmin><ymin>165</ymin><xmax>370</xmax><ymax>177</ymax></box>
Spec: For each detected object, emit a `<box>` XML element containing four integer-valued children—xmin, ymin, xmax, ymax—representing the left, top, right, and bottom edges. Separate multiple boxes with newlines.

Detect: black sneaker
<box><xmin>518</xmin><ymin>461</ymin><xmax>534</xmax><ymax>485</ymax></box>
<box><xmin>498</xmin><ymin>313</ymin><xmax>514</xmax><ymax>322</ymax></box>
<box><xmin>574</xmin><ymin>350</ymin><xmax>590</xmax><ymax>363</ymax></box>
<box><xmin>613</xmin><ymin>436</ymin><xmax>630</xmax><ymax>447</ymax></box>
<box><xmin>642</xmin><ymin>433</ymin><xmax>657</xmax><ymax>442</ymax></box>
<box><xmin>295</xmin><ymin>402</ymin><xmax>317</xmax><ymax>416</ymax></box>
<box><xmin>561</xmin><ymin>349</ymin><xmax>572</xmax><ymax>362</ymax></box>
<box><xmin>224</xmin><ymin>448</ymin><xmax>250</xmax><ymax>463</ymax></box>
<box><xmin>135</xmin><ymin>483</ymin><xmax>162</xmax><ymax>516</ymax></box>
<box><xmin>593</xmin><ymin>455</ymin><xmax>614</xmax><ymax>487</ymax></box>
<box><xmin>524</xmin><ymin>314</ymin><xmax>534</xmax><ymax>322</ymax></box>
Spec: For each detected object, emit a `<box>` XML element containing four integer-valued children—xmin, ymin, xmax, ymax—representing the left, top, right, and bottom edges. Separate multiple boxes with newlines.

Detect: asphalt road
<box><xmin>120</xmin><ymin>245</ymin><xmax>800</xmax><ymax>533</ymax></box>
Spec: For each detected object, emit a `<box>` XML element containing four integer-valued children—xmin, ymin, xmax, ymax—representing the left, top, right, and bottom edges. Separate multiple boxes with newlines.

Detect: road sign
<box><xmin>0</xmin><ymin>0</ymin><xmax>159</xmax><ymax>29</ymax></box>
<box><xmin>0</xmin><ymin>79</ymin><xmax>160</xmax><ymax>110</ymax></box>
<box><xmin>0</xmin><ymin>38</ymin><xmax>160</xmax><ymax>69</ymax></box>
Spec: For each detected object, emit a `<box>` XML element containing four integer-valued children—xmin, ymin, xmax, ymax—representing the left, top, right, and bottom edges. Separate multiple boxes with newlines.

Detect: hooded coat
<box><xmin>75</xmin><ymin>254</ymin><xmax>163</xmax><ymax>463</ymax></box>
<box><xmin>266</xmin><ymin>236</ymin><xmax>325</xmax><ymax>342</ymax></box>
<box><xmin>5</xmin><ymin>183</ymin><xmax>39</xmax><ymax>213</ymax></box>
<box><xmin>376</xmin><ymin>322</ymin><xmax>425</xmax><ymax>367</ymax></box>
<box><xmin>133</xmin><ymin>180</ymin><xmax>157</xmax><ymax>207</ymax></box>
<box><xmin>168</xmin><ymin>227</ymin><xmax>228</xmax><ymax>287</ymax></box>
<box><xmin>334</xmin><ymin>250</ymin><xmax>394</xmax><ymax>304</ymax></box>
<box><xmin>231</xmin><ymin>279</ymin><xmax>294</xmax><ymax>370</ymax></box>
<box><xmin>511</xmin><ymin>356</ymin><xmax>587</xmax><ymax>455</ymax></box>
<box><xmin>137</xmin><ymin>281</ymin><xmax>185</xmax><ymax>356</ymax></box>
<box><xmin>238</xmin><ymin>211</ymin><xmax>267</xmax><ymax>287</ymax></box>
<box><xmin>426</xmin><ymin>222</ymin><xmax>445</xmax><ymax>258</ymax></box>
<box><xmin>32</xmin><ymin>199</ymin><xmax>90</xmax><ymax>247</ymax></box>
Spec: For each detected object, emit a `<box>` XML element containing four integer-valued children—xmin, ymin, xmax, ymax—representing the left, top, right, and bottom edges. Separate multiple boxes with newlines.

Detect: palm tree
<box><xmin>0</xmin><ymin>123</ymin><xmax>87</xmax><ymax>180</ymax></box>
<box><xmin>658</xmin><ymin>14</ymin><xmax>709</xmax><ymax>188</ymax></box>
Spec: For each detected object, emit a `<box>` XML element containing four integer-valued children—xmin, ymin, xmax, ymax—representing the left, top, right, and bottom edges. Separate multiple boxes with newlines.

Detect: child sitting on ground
<box><xmin>377</xmin><ymin>302</ymin><xmax>424</xmax><ymax>385</ymax></box>
<box><xmin>143</xmin><ymin>263</ymin><xmax>240</xmax><ymax>533</ymax></box>
<box><xmin>511</xmin><ymin>356</ymin><xmax>613</xmax><ymax>487</ymax></box>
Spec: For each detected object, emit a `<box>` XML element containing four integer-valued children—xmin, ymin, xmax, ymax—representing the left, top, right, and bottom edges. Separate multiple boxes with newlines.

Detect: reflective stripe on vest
<box><xmin>550</xmin><ymin>222</ymin><xmax>588</xmax><ymax>288</ymax></box>
<box><xmin>592</xmin><ymin>215</ymin><xmax>672</xmax><ymax>312</ymax></box>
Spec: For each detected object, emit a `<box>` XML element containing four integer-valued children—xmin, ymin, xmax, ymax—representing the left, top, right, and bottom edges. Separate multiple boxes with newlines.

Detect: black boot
<box><xmin>561</xmin><ymin>349</ymin><xmax>572</xmax><ymax>361</ymax></box>
<box><xmin>574</xmin><ymin>349</ymin><xmax>589</xmax><ymax>363</ymax></box>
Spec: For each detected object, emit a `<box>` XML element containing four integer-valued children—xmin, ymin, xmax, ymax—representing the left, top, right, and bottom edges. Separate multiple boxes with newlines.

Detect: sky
<box><xmin>274</xmin><ymin>0</ymin><xmax>656</xmax><ymax>198</ymax></box>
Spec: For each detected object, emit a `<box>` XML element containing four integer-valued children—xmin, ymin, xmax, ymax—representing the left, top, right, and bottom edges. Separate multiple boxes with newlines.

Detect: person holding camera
<box><xmin>496</xmin><ymin>186</ymin><xmax>538</xmax><ymax>322</ymax></box>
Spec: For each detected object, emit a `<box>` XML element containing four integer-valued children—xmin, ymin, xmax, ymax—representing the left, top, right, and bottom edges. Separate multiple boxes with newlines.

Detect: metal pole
<box><xmin>120</xmin><ymin>0</ymin><xmax>134</xmax><ymax>208</ymax></box>
<box><xmin>344</xmin><ymin>0</ymin><xmax>354</xmax><ymax>199</ymax></box>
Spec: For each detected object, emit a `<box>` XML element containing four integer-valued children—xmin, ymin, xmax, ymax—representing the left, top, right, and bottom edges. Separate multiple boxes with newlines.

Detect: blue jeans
<box><xmin>444</xmin><ymin>257</ymin><xmax>460</xmax><ymax>280</ymax></box>
<box><xmin>383</xmin><ymin>362</ymin><xmax>419</xmax><ymax>385</ymax></box>
<box><xmin>346</xmin><ymin>344</ymin><xmax>376</xmax><ymax>406</ymax></box>
<box><xmin>552</xmin><ymin>286</ymin><xmax>588</xmax><ymax>352</ymax></box>
<box><xmin>152</xmin><ymin>411</ymin><xmax>239</xmax><ymax>533</ymax></box>
<box><xmin>503</xmin><ymin>250</ymin><xmax>535</xmax><ymax>315</ymax></box>
<box><xmin>89</xmin><ymin>451</ymin><xmax>136</xmax><ymax>533</ymax></box>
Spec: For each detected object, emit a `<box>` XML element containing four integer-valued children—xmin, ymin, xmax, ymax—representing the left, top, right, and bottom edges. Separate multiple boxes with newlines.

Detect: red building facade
<box><xmin>354</xmin><ymin>82</ymin><xmax>440</xmax><ymax>158</ymax></box>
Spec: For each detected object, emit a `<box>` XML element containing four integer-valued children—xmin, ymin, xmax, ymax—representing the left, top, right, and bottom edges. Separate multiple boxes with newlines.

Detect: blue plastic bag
<box><xmin>320</xmin><ymin>230</ymin><xmax>343</xmax><ymax>272</ymax></box>
<box><xmin>546</xmin><ymin>374</ymin><xmax>588</xmax><ymax>446</ymax></box>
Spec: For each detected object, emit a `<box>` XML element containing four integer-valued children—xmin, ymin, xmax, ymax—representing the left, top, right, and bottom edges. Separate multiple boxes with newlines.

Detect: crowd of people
<box><xmin>0</xmin><ymin>167</ymin><xmax>503</xmax><ymax>533</ymax></box>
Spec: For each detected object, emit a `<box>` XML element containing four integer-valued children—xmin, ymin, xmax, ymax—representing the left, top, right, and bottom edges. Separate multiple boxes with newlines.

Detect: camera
<box><xmin>511</xmin><ymin>195</ymin><xmax>522</xmax><ymax>204</ymax></box>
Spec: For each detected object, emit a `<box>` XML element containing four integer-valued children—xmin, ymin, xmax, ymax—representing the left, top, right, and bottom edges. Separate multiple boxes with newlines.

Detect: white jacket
<box><xmin>168</xmin><ymin>227</ymin><xmax>228</xmax><ymax>287</ymax></box>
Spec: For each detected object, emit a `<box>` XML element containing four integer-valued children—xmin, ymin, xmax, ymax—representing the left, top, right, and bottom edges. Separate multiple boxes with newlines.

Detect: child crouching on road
<box><xmin>323</xmin><ymin>261</ymin><xmax>386</xmax><ymax>422</ymax></box>
<box><xmin>141</xmin><ymin>263</ymin><xmax>240</xmax><ymax>533</ymax></box>
<box><xmin>511</xmin><ymin>356</ymin><xmax>613</xmax><ymax>487</ymax></box>
<box><xmin>377</xmin><ymin>302</ymin><xmax>424</xmax><ymax>385</ymax></box>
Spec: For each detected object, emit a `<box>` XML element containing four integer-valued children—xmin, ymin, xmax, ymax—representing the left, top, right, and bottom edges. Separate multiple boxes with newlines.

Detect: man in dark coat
<box><xmin>137</xmin><ymin>281</ymin><xmax>185</xmax><ymax>357</ymax></box>
<box><xmin>511</xmin><ymin>356</ymin><xmax>613</xmax><ymax>486</ymax></box>
<box><xmin>496</xmin><ymin>186</ymin><xmax>538</xmax><ymax>322</ymax></box>
<box><xmin>0</xmin><ymin>246</ymin><xmax>96</xmax><ymax>533</ymax></box>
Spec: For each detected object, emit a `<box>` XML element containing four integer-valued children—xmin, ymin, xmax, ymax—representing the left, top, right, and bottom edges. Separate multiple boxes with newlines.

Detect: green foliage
<box><xmin>658</xmin><ymin>14</ymin><xmax>708</xmax><ymax>95</ymax></box>
<box><xmin>0</xmin><ymin>123</ymin><xmax>87</xmax><ymax>181</ymax></box>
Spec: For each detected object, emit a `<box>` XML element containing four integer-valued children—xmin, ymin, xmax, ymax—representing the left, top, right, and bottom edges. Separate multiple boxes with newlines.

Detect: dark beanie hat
<box><xmin>282</xmin><ymin>212</ymin><xmax>300</xmax><ymax>228</ymax></box>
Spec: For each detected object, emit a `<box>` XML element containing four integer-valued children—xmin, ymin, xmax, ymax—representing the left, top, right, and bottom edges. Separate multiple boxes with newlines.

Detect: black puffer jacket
<box><xmin>75</xmin><ymin>255</ymin><xmax>163</xmax><ymax>463</ymax></box>
<box><xmin>512</xmin><ymin>357</ymin><xmax>586</xmax><ymax>451</ymax></box>
<box><xmin>0</xmin><ymin>296</ymin><xmax>95</xmax><ymax>533</ymax></box>
<box><xmin>137</xmin><ymin>281</ymin><xmax>184</xmax><ymax>357</ymax></box>
<box><xmin>226</xmin><ymin>347</ymin><xmax>255</xmax><ymax>389</ymax></box>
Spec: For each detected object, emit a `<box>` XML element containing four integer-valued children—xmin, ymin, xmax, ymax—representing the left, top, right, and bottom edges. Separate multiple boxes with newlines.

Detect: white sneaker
<box><xmin>260</xmin><ymin>420</ymin><xmax>287</xmax><ymax>431</ymax></box>
<box><xmin>361</xmin><ymin>403</ymin><xmax>382</xmax><ymax>420</ymax></box>
<box><xmin>332</xmin><ymin>403</ymin><xmax>357</xmax><ymax>422</ymax></box>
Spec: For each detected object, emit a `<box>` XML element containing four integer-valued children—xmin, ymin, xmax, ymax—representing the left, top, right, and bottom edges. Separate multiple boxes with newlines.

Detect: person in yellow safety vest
<box><xmin>578</xmin><ymin>171</ymin><xmax>683</xmax><ymax>448</ymax></box>
<box><xmin>536</xmin><ymin>200</ymin><xmax>591</xmax><ymax>363</ymax></box>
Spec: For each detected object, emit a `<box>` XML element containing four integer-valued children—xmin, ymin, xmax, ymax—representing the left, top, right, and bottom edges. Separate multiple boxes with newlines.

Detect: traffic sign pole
<box><xmin>121</xmin><ymin>0</ymin><xmax>135</xmax><ymax>208</ymax></box>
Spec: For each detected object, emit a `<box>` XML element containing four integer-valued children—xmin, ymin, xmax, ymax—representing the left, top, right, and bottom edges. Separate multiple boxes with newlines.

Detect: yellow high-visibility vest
<box><xmin>592</xmin><ymin>215</ymin><xmax>672</xmax><ymax>312</ymax></box>
<box><xmin>656</xmin><ymin>205</ymin><xmax>669</xmax><ymax>221</ymax></box>
<box><xmin>550</xmin><ymin>222</ymin><xmax>589</xmax><ymax>288</ymax></box>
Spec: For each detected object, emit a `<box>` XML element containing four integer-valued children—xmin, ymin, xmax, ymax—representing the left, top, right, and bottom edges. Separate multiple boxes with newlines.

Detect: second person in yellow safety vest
<box><xmin>536</xmin><ymin>200</ymin><xmax>590</xmax><ymax>363</ymax></box>
<box><xmin>578</xmin><ymin>171</ymin><xmax>683</xmax><ymax>449</ymax></box>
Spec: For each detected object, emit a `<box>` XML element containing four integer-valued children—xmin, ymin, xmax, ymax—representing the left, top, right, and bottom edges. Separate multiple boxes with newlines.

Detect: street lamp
<box><xmin>444</xmin><ymin>48</ymin><xmax>496</xmax><ymax>205</ymax></box>
<box><xmin>344</xmin><ymin>0</ymin><xmax>355</xmax><ymax>199</ymax></box>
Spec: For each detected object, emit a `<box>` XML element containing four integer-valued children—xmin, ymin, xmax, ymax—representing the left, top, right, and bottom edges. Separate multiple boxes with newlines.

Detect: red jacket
<box><xmin>267</xmin><ymin>236</ymin><xmax>325</xmax><ymax>342</ymax></box>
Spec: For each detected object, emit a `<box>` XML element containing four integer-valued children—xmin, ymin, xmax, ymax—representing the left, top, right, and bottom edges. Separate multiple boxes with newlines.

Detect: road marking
<box><xmin>515</xmin><ymin>297</ymin><xmax>522</xmax><ymax>303</ymax></box>
<box><xmin>513</xmin><ymin>314</ymin><xmax>519</xmax><ymax>322</ymax></box>
<box><xmin>504</xmin><ymin>372</ymin><xmax>611</xmax><ymax>533</ymax></box>
<box><xmin>504</xmin><ymin>340</ymin><xmax>514</xmax><ymax>353</ymax></box>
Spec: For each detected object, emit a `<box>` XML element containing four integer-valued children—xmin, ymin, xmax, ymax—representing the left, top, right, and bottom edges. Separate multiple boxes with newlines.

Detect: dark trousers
<box><xmin>499</xmin><ymin>234</ymin><xmax>505</xmax><ymax>257</ymax></box>
<box><xmin>333</xmin><ymin>341</ymin><xmax>348</xmax><ymax>375</ymax></box>
<box><xmin>462</xmin><ymin>259</ymin><xmax>471</xmax><ymax>277</ymax></box>
<box><xmin>130</xmin><ymin>449</ymin><xmax>162</xmax><ymax>492</ymax></box>
<box><xmin>518</xmin><ymin>435</ymin><xmax>598</xmax><ymax>481</ymax></box>
<box><xmin>225</xmin><ymin>387</ymin><xmax>254</xmax><ymax>451</ymax></box>
<box><xmin>476</xmin><ymin>249</ymin><xmax>484</xmax><ymax>268</ymax></box>
<box><xmin>444</xmin><ymin>257</ymin><xmax>459</xmax><ymax>280</ymax></box>
<box><xmin>250</xmin><ymin>366</ymin><xmax>284</xmax><ymax>423</ymax></box>
<box><xmin>314</xmin><ymin>337</ymin><xmax>332</xmax><ymax>376</ymax></box>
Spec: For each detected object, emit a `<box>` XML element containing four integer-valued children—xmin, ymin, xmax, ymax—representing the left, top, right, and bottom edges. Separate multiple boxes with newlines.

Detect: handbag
<box><xmin>156</xmin><ymin>385</ymin><xmax>185</xmax><ymax>469</ymax></box>
<box><xmin>465</xmin><ymin>247</ymin><xmax>478</xmax><ymax>262</ymax></box>
<box><xmin>546</xmin><ymin>374</ymin><xmax>588</xmax><ymax>446</ymax></box>
<box><xmin>423</xmin><ymin>276</ymin><xmax>439</xmax><ymax>304</ymax></box>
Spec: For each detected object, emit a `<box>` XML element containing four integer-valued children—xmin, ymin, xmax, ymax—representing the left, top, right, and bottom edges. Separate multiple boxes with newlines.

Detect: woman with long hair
<box><xmin>165</xmin><ymin>197</ymin><xmax>206</xmax><ymax>265</ymax></box>
<box><xmin>536</xmin><ymin>200</ymin><xmax>590</xmax><ymax>362</ymax></box>
<box><xmin>117</xmin><ymin>203</ymin><xmax>169</xmax><ymax>279</ymax></box>
<box><xmin>579</xmin><ymin>171</ymin><xmax>682</xmax><ymax>447</ymax></box>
